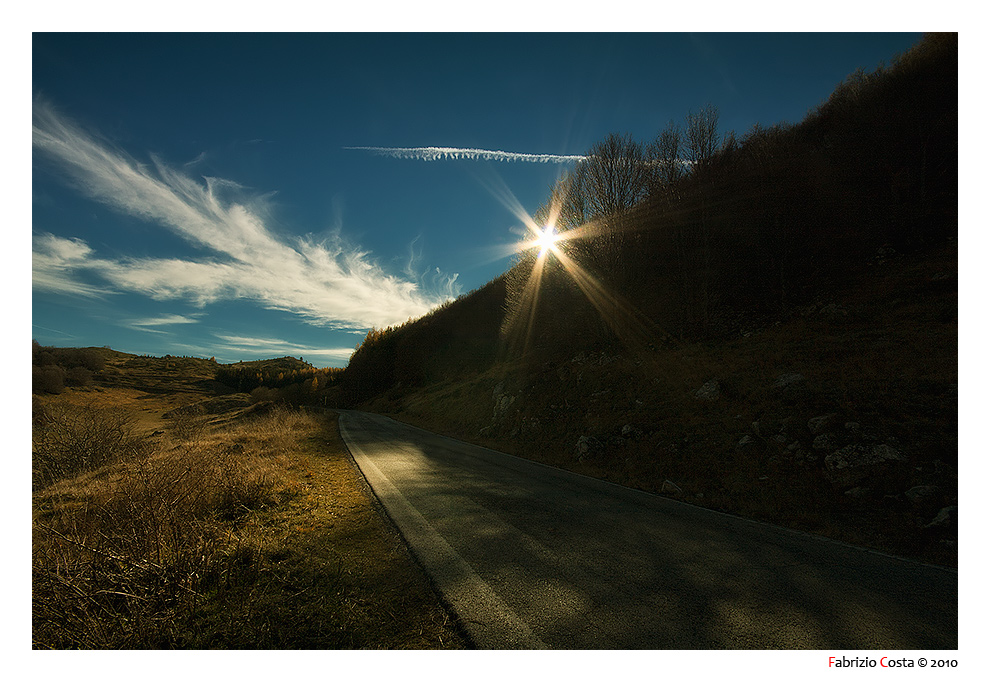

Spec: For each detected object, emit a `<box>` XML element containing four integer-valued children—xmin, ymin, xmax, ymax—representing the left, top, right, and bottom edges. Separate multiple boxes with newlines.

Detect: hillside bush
<box><xmin>33</xmin><ymin>365</ymin><xmax>65</xmax><ymax>395</ymax></box>
<box><xmin>33</xmin><ymin>402</ymin><xmax>139</xmax><ymax>488</ymax></box>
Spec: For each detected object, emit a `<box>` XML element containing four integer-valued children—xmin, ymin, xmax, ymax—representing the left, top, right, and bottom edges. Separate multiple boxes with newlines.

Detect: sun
<box><xmin>535</xmin><ymin>225</ymin><xmax>559</xmax><ymax>254</ymax></box>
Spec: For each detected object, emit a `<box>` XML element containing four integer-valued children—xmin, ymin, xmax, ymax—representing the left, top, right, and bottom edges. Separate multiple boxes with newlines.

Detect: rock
<box><xmin>924</xmin><ymin>506</ymin><xmax>957</xmax><ymax>530</ymax></box>
<box><xmin>575</xmin><ymin>436</ymin><xmax>602</xmax><ymax>462</ymax></box>
<box><xmin>773</xmin><ymin>373</ymin><xmax>808</xmax><ymax>401</ymax></box>
<box><xmin>695</xmin><ymin>379</ymin><xmax>721</xmax><ymax>401</ymax></box>
<box><xmin>738</xmin><ymin>434</ymin><xmax>756</xmax><ymax>448</ymax></box>
<box><xmin>819</xmin><ymin>303</ymin><xmax>848</xmax><ymax>320</ymax></box>
<box><xmin>844</xmin><ymin>487</ymin><xmax>871</xmax><ymax>499</ymax></box>
<box><xmin>905</xmin><ymin>485</ymin><xmax>941</xmax><ymax>506</ymax></box>
<box><xmin>812</xmin><ymin>433</ymin><xmax>836</xmax><ymax>451</ymax></box>
<box><xmin>778</xmin><ymin>416</ymin><xmax>798</xmax><ymax>433</ymax></box>
<box><xmin>774</xmin><ymin>373</ymin><xmax>806</xmax><ymax>390</ymax></box>
<box><xmin>621</xmin><ymin>424</ymin><xmax>643</xmax><ymax>439</ymax></box>
<box><xmin>661</xmin><ymin>480</ymin><xmax>682</xmax><ymax>495</ymax></box>
<box><xmin>807</xmin><ymin>413</ymin><xmax>838</xmax><ymax>435</ymax></box>
<box><xmin>491</xmin><ymin>382</ymin><xmax>516</xmax><ymax>421</ymax></box>
<box><xmin>824</xmin><ymin>443</ymin><xmax>907</xmax><ymax>487</ymax></box>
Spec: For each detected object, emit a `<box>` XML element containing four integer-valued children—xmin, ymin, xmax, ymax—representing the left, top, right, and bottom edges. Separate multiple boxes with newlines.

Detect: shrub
<box><xmin>32</xmin><ymin>402</ymin><xmax>139</xmax><ymax>488</ymax></box>
<box><xmin>65</xmin><ymin>366</ymin><xmax>93</xmax><ymax>387</ymax></box>
<box><xmin>33</xmin><ymin>365</ymin><xmax>65</xmax><ymax>394</ymax></box>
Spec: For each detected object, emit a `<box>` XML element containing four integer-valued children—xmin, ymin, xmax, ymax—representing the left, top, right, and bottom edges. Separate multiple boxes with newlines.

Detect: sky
<box><xmin>31</xmin><ymin>30</ymin><xmax>927</xmax><ymax>367</ymax></box>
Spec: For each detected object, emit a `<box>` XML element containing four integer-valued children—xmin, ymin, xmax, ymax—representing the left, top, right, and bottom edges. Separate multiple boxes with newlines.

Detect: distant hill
<box><xmin>336</xmin><ymin>34</ymin><xmax>958</xmax><ymax>566</ymax></box>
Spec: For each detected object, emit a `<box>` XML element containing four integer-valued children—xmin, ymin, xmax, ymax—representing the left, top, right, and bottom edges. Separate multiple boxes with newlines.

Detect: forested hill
<box><xmin>332</xmin><ymin>34</ymin><xmax>957</xmax><ymax>567</ymax></box>
<box><xmin>341</xmin><ymin>33</ymin><xmax>956</xmax><ymax>406</ymax></box>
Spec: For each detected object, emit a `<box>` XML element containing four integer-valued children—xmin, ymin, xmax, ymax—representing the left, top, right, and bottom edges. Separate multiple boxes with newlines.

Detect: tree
<box><xmin>581</xmin><ymin>133</ymin><xmax>653</xmax><ymax>219</ymax></box>
<box><xmin>533</xmin><ymin>168</ymin><xmax>590</xmax><ymax>232</ymax></box>
<box><xmin>685</xmin><ymin>104</ymin><xmax>720</xmax><ymax>175</ymax></box>
<box><xmin>684</xmin><ymin>105</ymin><xmax>722</xmax><ymax>332</ymax></box>
<box><xmin>649</xmin><ymin>120</ymin><xmax>685</xmax><ymax>191</ymax></box>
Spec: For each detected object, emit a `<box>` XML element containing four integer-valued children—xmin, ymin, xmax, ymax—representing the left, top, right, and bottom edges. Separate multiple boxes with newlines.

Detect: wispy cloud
<box><xmin>346</xmin><ymin>146</ymin><xmax>586</xmax><ymax>164</ymax></box>
<box><xmin>213</xmin><ymin>334</ymin><xmax>355</xmax><ymax>365</ymax></box>
<box><xmin>32</xmin><ymin>233</ymin><xmax>115</xmax><ymax>298</ymax></box>
<box><xmin>32</xmin><ymin>99</ymin><xmax>459</xmax><ymax>330</ymax></box>
<box><xmin>123</xmin><ymin>314</ymin><xmax>202</xmax><ymax>333</ymax></box>
<box><xmin>127</xmin><ymin>314</ymin><xmax>201</xmax><ymax>327</ymax></box>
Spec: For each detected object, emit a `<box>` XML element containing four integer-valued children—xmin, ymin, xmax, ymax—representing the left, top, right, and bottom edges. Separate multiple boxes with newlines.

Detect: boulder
<box><xmin>807</xmin><ymin>413</ymin><xmax>838</xmax><ymax>435</ymax></box>
<box><xmin>621</xmin><ymin>424</ymin><xmax>643</xmax><ymax>439</ymax></box>
<box><xmin>812</xmin><ymin>433</ymin><xmax>837</xmax><ymax>451</ymax></box>
<box><xmin>774</xmin><ymin>373</ymin><xmax>806</xmax><ymax>390</ymax></box>
<box><xmin>575</xmin><ymin>436</ymin><xmax>602</xmax><ymax>462</ymax></box>
<box><xmin>773</xmin><ymin>373</ymin><xmax>808</xmax><ymax>401</ymax></box>
<box><xmin>905</xmin><ymin>485</ymin><xmax>941</xmax><ymax>506</ymax></box>
<box><xmin>661</xmin><ymin>480</ymin><xmax>682</xmax><ymax>495</ymax></box>
<box><xmin>491</xmin><ymin>382</ymin><xmax>516</xmax><ymax>421</ymax></box>
<box><xmin>695</xmin><ymin>379</ymin><xmax>721</xmax><ymax>401</ymax></box>
<box><xmin>738</xmin><ymin>434</ymin><xmax>756</xmax><ymax>448</ymax></box>
<box><xmin>924</xmin><ymin>506</ymin><xmax>957</xmax><ymax>531</ymax></box>
<box><xmin>824</xmin><ymin>443</ymin><xmax>906</xmax><ymax>488</ymax></box>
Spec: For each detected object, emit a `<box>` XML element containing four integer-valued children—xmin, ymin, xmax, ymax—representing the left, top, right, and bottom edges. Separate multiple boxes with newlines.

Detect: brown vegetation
<box><xmin>31</xmin><ymin>355</ymin><xmax>465</xmax><ymax>649</ymax></box>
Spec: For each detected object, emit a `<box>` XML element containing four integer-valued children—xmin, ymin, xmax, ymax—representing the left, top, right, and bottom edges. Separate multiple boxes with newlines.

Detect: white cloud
<box><xmin>346</xmin><ymin>146</ymin><xmax>586</xmax><ymax>164</ymax></box>
<box><xmin>32</xmin><ymin>233</ymin><xmax>114</xmax><ymax>298</ymax></box>
<box><xmin>32</xmin><ymin>100</ymin><xmax>459</xmax><ymax>330</ymax></box>
<box><xmin>213</xmin><ymin>334</ymin><xmax>356</xmax><ymax>364</ymax></box>
<box><xmin>125</xmin><ymin>314</ymin><xmax>202</xmax><ymax>330</ymax></box>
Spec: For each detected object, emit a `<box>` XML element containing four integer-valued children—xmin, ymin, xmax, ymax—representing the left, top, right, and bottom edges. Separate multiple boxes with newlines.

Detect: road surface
<box><xmin>337</xmin><ymin>410</ymin><xmax>957</xmax><ymax>650</ymax></box>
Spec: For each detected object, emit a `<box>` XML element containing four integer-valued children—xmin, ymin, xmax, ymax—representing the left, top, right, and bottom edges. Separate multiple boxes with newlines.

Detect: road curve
<box><xmin>337</xmin><ymin>410</ymin><xmax>957</xmax><ymax>650</ymax></box>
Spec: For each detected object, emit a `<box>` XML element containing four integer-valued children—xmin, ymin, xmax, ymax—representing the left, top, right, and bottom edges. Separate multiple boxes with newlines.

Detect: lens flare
<box><xmin>535</xmin><ymin>225</ymin><xmax>558</xmax><ymax>254</ymax></box>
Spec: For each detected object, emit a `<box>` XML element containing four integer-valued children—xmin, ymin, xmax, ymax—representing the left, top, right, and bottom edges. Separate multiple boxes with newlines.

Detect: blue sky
<box><xmin>32</xmin><ymin>31</ymin><xmax>926</xmax><ymax>367</ymax></box>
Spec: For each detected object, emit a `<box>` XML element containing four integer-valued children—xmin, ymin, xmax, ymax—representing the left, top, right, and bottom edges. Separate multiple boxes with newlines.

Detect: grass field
<box><xmin>31</xmin><ymin>354</ymin><xmax>466</xmax><ymax>649</ymax></box>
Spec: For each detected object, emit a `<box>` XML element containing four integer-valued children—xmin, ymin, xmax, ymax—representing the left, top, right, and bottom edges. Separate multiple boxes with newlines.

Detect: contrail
<box><xmin>345</xmin><ymin>146</ymin><xmax>586</xmax><ymax>164</ymax></box>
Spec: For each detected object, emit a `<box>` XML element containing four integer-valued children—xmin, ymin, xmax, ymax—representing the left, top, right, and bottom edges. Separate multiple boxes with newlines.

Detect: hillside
<box><xmin>32</xmin><ymin>347</ymin><xmax>465</xmax><ymax>648</ymax></box>
<box><xmin>337</xmin><ymin>33</ymin><xmax>958</xmax><ymax>566</ymax></box>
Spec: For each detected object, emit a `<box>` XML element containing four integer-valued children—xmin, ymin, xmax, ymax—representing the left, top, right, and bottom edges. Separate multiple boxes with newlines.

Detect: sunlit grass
<box><xmin>32</xmin><ymin>398</ymin><xmax>466</xmax><ymax>649</ymax></box>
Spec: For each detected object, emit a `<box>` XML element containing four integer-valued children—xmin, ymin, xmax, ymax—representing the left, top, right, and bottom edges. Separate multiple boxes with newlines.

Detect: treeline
<box><xmin>342</xmin><ymin>279</ymin><xmax>507</xmax><ymax>404</ymax></box>
<box><xmin>342</xmin><ymin>33</ymin><xmax>956</xmax><ymax>403</ymax></box>
<box><xmin>214</xmin><ymin>359</ymin><xmax>345</xmax><ymax>406</ymax></box>
<box><xmin>510</xmin><ymin>32</ymin><xmax>955</xmax><ymax>342</ymax></box>
<box><xmin>33</xmin><ymin>341</ymin><xmax>106</xmax><ymax>394</ymax></box>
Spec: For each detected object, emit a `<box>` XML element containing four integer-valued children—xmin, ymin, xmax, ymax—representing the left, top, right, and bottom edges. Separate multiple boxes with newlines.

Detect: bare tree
<box><xmin>684</xmin><ymin>105</ymin><xmax>722</xmax><ymax>332</ymax></box>
<box><xmin>685</xmin><ymin>104</ymin><xmax>720</xmax><ymax>174</ymax></box>
<box><xmin>534</xmin><ymin>167</ymin><xmax>590</xmax><ymax>232</ymax></box>
<box><xmin>581</xmin><ymin>133</ymin><xmax>653</xmax><ymax>219</ymax></box>
<box><xmin>649</xmin><ymin>120</ymin><xmax>685</xmax><ymax>190</ymax></box>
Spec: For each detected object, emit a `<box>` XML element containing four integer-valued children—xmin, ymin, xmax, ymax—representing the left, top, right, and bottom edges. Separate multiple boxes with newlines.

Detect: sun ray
<box><xmin>501</xmin><ymin>249</ymin><xmax>548</xmax><ymax>355</ymax></box>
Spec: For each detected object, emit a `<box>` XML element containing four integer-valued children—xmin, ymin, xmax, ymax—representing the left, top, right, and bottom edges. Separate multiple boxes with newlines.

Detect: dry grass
<box><xmin>32</xmin><ymin>390</ymin><xmax>466</xmax><ymax>649</ymax></box>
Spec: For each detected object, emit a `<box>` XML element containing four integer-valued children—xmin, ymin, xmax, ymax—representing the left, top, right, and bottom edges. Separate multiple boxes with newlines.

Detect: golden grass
<box><xmin>32</xmin><ymin>390</ymin><xmax>466</xmax><ymax>649</ymax></box>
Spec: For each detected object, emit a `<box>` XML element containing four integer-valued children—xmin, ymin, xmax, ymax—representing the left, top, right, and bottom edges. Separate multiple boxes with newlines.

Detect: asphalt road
<box><xmin>337</xmin><ymin>410</ymin><xmax>957</xmax><ymax>650</ymax></box>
